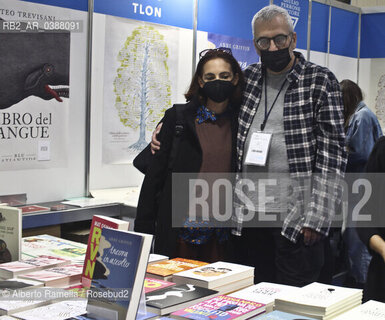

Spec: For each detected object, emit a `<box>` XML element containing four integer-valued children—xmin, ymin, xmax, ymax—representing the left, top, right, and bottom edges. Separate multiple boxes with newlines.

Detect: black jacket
<box><xmin>357</xmin><ymin>136</ymin><xmax>385</xmax><ymax>302</ymax></box>
<box><xmin>134</xmin><ymin>99</ymin><xmax>239</xmax><ymax>257</ymax></box>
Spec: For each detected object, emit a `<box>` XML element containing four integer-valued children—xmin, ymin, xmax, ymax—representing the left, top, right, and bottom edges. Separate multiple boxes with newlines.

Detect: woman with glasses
<box><xmin>134</xmin><ymin>49</ymin><xmax>244</xmax><ymax>262</ymax></box>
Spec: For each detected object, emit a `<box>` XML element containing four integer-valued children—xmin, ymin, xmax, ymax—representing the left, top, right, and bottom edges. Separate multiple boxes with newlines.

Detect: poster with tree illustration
<box><xmin>102</xmin><ymin>16</ymin><xmax>179</xmax><ymax>164</ymax></box>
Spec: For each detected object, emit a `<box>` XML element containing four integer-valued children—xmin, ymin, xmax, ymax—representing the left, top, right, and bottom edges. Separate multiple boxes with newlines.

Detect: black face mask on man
<box><xmin>260</xmin><ymin>47</ymin><xmax>292</xmax><ymax>73</ymax></box>
<box><xmin>201</xmin><ymin>80</ymin><xmax>235</xmax><ymax>103</ymax></box>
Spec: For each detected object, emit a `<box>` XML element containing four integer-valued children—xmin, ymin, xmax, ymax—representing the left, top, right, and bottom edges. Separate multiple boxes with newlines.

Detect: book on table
<box><xmin>171</xmin><ymin>294</ymin><xmax>266</xmax><ymax>320</ymax></box>
<box><xmin>228</xmin><ymin>282</ymin><xmax>297</xmax><ymax>313</ymax></box>
<box><xmin>274</xmin><ymin>282</ymin><xmax>362</xmax><ymax>319</ymax></box>
<box><xmin>12</xmin><ymin>299</ymin><xmax>87</xmax><ymax>320</ymax></box>
<box><xmin>0</xmin><ymin>255</ymin><xmax>70</xmax><ymax>278</ymax></box>
<box><xmin>145</xmin><ymin>283</ymin><xmax>218</xmax><ymax>315</ymax></box>
<box><xmin>18</xmin><ymin>205</ymin><xmax>50</xmax><ymax>214</ymax></box>
<box><xmin>332</xmin><ymin>300</ymin><xmax>385</xmax><ymax>320</ymax></box>
<box><xmin>86</xmin><ymin>228</ymin><xmax>153</xmax><ymax>320</ymax></box>
<box><xmin>171</xmin><ymin>261</ymin><xmax>254</xmax><ymax>291</ymax></box>
<box><xmin>0</xmin><ymin>206</ymin><xmax>22</xmax><ymax>263</ymax></box>
<box><xmin>146</xmin><ymin>258</ymin><xmax>208</xmax><ymax>281</ymax></box>
<box><xmin>256</xmin><ymin>310</ymin><xmax>317</xmax><ymax>319</ymax></box>
<box><xmin>144</xmin><ymin>277</ymin><xmax>176</xmax><ymax>294</ymax></box>
<box><xmin>0</xmin><ymin>287</ymin><xmax>74</xmax><ymax>315</ymax></box>
<box><xmin>18</xmin><ymin>263</ymin><xmax>83</xmax><ymax>287</ymax></box>
<box><xmin>0</xmin><ymin>278</ymin><xmax>43</xmax><ymax>290</ymax></box>
<box><xmin>81</xmin><ymin>215</ymin><xmax>129</xmax><ymax>287</ymax></box>
<box><xmin>22</xmin><ymin>234</ymin><xmax>87</xmax><ymax>264</ymax></box>
<box><xmin>148</xmin><ymin>253</ymin><xmax>168</xmax><ymax>265</ymax></box>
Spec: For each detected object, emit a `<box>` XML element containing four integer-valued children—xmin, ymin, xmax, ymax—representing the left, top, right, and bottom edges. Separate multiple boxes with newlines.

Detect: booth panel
<box><xmin>197</xmin><ymin>0</ymin><xmax>269</xmax><ymax>39</ymax></box>
<box><xmin>329</xmin><ymin>54</ymin><xmax>357</xmax><ymax>83</ymax></box>
<box><xmin>273</xmin><ymin>0</ymin><xmax>309</xmax><ymax>50</ymax></box>
<box><xmin>310</xmin><ymin>1</ymin><xmax>329</xmax><ymax>54</ymax></box>
<box><xmin>21</xmin><ymin>0</ymin><xmax>88</xmax><ymax>11</ymax></box>
<box><xmin>330</xmin><ymin>7</ymin><xmax>358</xmax><ymax>58</ymax></box>
<box><xmin>0</xmin><ymin>0</ymin><xmax>88</xmax><ymax>203</ymax></box>
<box><xmin>361</xmin><ymin>13</ymin><xmax>385</xmax><ymax>59</ymax></box>
<box><xmin>94</xmin><ymin>0</ymin><xmax>194</xmax><ymax>29</ymax></box>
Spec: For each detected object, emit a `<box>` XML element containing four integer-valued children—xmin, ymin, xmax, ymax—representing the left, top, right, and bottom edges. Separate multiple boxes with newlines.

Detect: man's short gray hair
<box><xmin>252</xmin><ymin>5</ymin><xmax>294</xmax><ymax>39</ymax></box>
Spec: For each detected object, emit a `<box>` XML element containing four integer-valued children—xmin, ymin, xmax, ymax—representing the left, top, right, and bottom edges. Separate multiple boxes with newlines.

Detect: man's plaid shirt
<box><xmin>235</xmin><ymin>52</ymin><xmax>347</xmax><ymax>242</ymax></box>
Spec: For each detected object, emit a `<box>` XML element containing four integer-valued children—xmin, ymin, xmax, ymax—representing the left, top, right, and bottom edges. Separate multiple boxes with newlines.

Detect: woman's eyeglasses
<box><xmin>199</xmin><ymin>47</ymin><xmax>233</xmax><ymax>59</ymax></box>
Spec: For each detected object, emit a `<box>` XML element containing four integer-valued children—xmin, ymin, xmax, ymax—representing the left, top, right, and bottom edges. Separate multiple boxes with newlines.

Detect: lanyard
<box><xmin>260</xmin><ymin>73</ymin><xmax>287</xmax><ymax>131</ymax></box>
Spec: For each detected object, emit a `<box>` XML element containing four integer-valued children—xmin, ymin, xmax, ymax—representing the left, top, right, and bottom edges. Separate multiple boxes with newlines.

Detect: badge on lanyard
<box><xmin>244</xmin><ymin>132</ymin><xmax>272</xmax><ymax>166</ymax></box>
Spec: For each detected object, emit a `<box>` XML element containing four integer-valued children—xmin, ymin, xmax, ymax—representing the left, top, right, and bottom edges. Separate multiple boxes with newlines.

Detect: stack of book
<box><xmin>274</xmin><ymin>282</ymin><xmax>362</xmax><ymax>319</ymax></box>
<box><xmin>228</xmin><ymin>282</ymin><xmax>297</xmax><ymax>313</ymax></box>
<box><xmin>255</xmin><ymin>310</ymin><xmax>317</xmax><ymax>319</ymax></box>
<box><xmin>12</xmin><ymin>299</ymin><xmax>87</xmax><ymax>320</ymax></box>
<box><xmin>171</xmin><ymin>261</ymin><xmax>254</xmax><ymax>295</ymax></box>
<box><xmin>170</xmin><ymin>294</ymin><xmax>265</xmax><ymax>319</ymax></box>
<box><xmin>0</xmin><ymin>256</ymin><xmax>70</xmax><ymax>279</ymax></box>
<box><xmin>145</xmin><ymin>284</ymin><xmax>219</xmax><ymax>316</ymax></box>
<box><xmin>22</xmin><ymin>234</ymin><xmax>87</xmax><ymax>265</ymax></box>
<box><xmin>146</xmin><ymin>258</ymin><xmax>208</xmax><ymax>281</ymax></box>
<box><xmin>333</xmin><ymin>300</ymin><xmax>385</xmax><ymax>320</ymax></box>
<box><xmin>18</xmin><ymin>264</ymin><xmax>83</xmax><ymax>287</ymax></box>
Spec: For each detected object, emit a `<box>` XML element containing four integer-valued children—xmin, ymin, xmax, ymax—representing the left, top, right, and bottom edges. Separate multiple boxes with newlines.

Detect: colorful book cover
<box><xmin>171</xmin><ymin>295</ymin><xmax>265</xmax><ymax>319</ymax></box>
<box><xmin>82</xmin><ymin>215</ymin><xmax>129</xmax><ymax>287</ymax></box>
<box><xmin>0</xmin><ymin>206</ymin><xmax>22</xmax><ymax>263</ymax></box>
<box><xmin>0</xmin><ymin>255</ymin><xmax>69</xmax><ymax>278</ymax></box>
<box><xmin>144</xmin><ymin>277</ymin><xmax>175</xmax><ymax>294</ymax></box>
<box><xmin>256</xmin><ymin>310</ymin><xmax>317</xmax><ymax>319</ymax></box>
<box><xmin>86</xmin><ymin>228</ymin><xmax>152</xmax><ymax>320</ymax></box>
<box><xmin>22</xmin><ymin>235</ymin><xmax>87</xmax><ymax>264</ymax></box>
<box><xmin>147</xmin><ymin>258</ymin><xmax>208</xmax><ymax>278</ymax></box>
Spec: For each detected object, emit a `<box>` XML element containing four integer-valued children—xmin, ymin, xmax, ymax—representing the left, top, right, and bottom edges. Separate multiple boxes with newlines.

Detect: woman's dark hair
<box><xmin>340</xmin><ymin>79</ymin><xmax>363</xmax><ymax>130</ymax></box>
<box><xmin>184</xmin><ymin>49</ymin><xmax>245</xmax><ymax>106</ymax></box>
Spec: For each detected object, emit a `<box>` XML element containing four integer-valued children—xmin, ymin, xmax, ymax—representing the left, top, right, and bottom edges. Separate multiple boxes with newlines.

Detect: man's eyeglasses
<box><xmin>254</xmin><ymin>34</ymin><xmax>291</xmax><ymax>51</ymax></box>
<box><xmin>199</xmin><ymin>47</ymin><xmax>232</xmax><ymax>59</ymax></box>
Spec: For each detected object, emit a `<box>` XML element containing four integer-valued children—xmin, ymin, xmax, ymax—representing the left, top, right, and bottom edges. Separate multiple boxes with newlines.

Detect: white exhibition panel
<box><xmin>358</xmin><ymin>58</ymin><xmax>385</xmax><ymax>130</ymax></box>
<box><xmin>0</xmin><ymin>0</ymin><xmax>88</xmax><ymax>203</ymax></box>
<box><xmin>89</xmin><ymin>13</ymin><xmax>194</xmax><ymax>190</ymax></box>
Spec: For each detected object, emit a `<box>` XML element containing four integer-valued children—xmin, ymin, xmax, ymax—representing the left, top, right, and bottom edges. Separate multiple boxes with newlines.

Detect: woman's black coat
<box><xmin>134</xmin><ymin>99</ymin><xmax>239</xmax><ymax>257</ymax></box>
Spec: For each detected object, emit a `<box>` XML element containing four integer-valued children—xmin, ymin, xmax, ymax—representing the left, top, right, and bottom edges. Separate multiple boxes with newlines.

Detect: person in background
<box><xmin>357</xmin><ymin>136</ymin><xmax>385</xmax><ymax>302</ymax></box>
<box><xmin>340</xmin><ymin>79</ymin><xmax>383</xmax><ymax>289</ymax></box>
<box><xmin>134</xmin><ymin>48</ymin><xmax>244</xmax><ymax>262</ymax></box>
<box><xmin>341</xmin><ymin>79</ymin><xmax>383</xmax><ymax>173</ymax></box>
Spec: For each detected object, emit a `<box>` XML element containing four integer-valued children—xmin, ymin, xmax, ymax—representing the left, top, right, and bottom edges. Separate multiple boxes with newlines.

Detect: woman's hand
<box><xmin>369</xmin><ymin>234</ymin><xmax>385</xmax><ymax>263</ymax></box>
<box><xmin>150</xmin><ymin>123</ymin><xmax>163</xmax><ymax>154</ymax></box>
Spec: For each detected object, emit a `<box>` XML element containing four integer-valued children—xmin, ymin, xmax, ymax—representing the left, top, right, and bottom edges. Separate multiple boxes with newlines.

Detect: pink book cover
<box><xmin>0</xmin><ymin>255</ymin><xmax>69</xmax><ymax>272</ymax></box>
<box><xmin>144</xmin><ymin>277</ymin><xmax>176</xmax><ymax>294</ymax></box>
<box><xmin>171</xmin><ymin>295</ymin><xmax>265</xmax><ymax>319</ymax></box>
<box><xmin>21</xmin><ymin>263</ymin><xmax>83</xmax><ymax>282</ymax></box>
<box><xmin>19</xmin><ymin>205</ymin><xmax>50</xmax><ymax>214</ymax></box>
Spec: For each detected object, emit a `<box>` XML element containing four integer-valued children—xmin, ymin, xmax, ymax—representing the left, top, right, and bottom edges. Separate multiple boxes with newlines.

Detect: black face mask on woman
<box><xmin>201</xmin><ymin>80</ymin><xmax>235</xmax><ymax>103</ymax></box>
<box><xmin>260</xmin><ymin>47</ymin><xmax>292</xmax><ymax>73</ymax></box>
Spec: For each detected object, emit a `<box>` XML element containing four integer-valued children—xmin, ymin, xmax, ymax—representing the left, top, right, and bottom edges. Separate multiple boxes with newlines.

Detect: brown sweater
<box><xmin>195</xmin><ymin>115</ymin><xmax>232</xmax><ymax>173</ymax></box>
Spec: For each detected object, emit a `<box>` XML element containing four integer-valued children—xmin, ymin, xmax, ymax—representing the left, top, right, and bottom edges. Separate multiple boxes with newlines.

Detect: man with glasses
<box><xmin>235</xmin><ymin>5</ymin><xmax>346</xmax><ymax>286</ymax></box>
